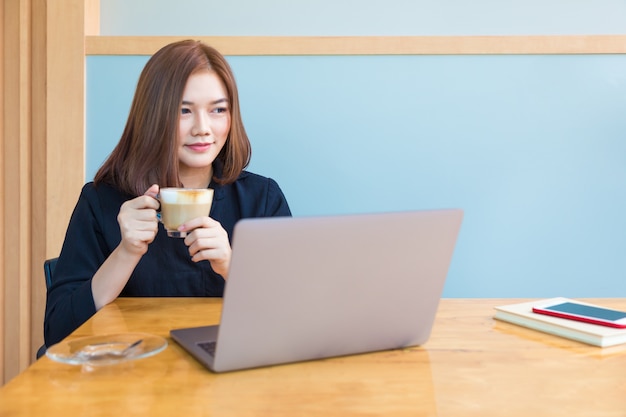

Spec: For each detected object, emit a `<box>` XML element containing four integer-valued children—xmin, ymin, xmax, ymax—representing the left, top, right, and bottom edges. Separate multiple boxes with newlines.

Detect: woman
<box><xmin>44</xmin><ymin>40</ymin><xmax>291</xmax><ymax>347</ymax></box>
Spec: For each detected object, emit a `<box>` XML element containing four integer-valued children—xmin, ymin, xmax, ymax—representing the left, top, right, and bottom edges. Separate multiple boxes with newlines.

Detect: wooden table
<box><xmin>1</xmin><ymin>298</ymin><xmax>625</xmax><ymax>417</ymax></box>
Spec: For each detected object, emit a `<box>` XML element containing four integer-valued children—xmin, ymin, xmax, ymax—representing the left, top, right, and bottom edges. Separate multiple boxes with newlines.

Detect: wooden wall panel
<box><xmin>1</xmin><ymin>0</ymin><xmax>85</xmax><ymax>385</ymax></box>
<box><xmin>0</xmin><ymin>0</ymin><xmax>5</xmax><ymax>385</ymax></box>
<box><xmin>85</xmin><ymin>0</ymin><xmax>99</xmax><ymax>36</ymax></box>
<box><xmin>30</xmin><ymin>2</ymin><xmax>48</xmax><ymax>378</ymax></box>
<box><xmin>2</xmin><ymin>0</ymin><xmax>33</xmax><ymax>384</ymax></box>
<box><xmin>31</xmin><ymin>0</ymin><xmax>85</xmax><ymax>375</ymax></box>
<box><xmin>85</xmin><ymin>35</ymin><xmax>626</xmax><ymax>56</ymax></box>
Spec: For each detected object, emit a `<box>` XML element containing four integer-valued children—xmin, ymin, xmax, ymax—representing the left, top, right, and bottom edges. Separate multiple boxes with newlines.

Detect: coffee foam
<box><xmin>159</xmin><ymin>188</ymin><xmax>214</xmax><ymax>204</ymax></box>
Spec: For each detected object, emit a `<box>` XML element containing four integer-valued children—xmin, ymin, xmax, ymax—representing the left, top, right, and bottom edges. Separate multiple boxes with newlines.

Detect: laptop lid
<box><xmin>171</xmin><ymin>209</ymin><xmax>463</xmax><ymax>372</ymax></box>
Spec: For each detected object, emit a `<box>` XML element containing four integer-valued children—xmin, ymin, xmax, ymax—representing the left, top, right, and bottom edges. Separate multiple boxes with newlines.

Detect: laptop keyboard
<box><xmin>197</xmin><ymin>341</ymin><xmax>217</xmax><ymax>357</ymax></box>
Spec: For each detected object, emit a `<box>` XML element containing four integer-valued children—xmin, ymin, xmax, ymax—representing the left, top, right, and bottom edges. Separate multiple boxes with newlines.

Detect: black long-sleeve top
<box><xmin>44</xmin><ymin>170</ymin><xmax>291</xmax><ymax>346</ymax></box>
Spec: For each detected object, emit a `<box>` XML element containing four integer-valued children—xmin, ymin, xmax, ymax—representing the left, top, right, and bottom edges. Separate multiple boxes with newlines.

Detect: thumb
<box><xmin>143</xmin><ymin>184</ymin><xmax>160</xmax><ymax>199</ymax></box>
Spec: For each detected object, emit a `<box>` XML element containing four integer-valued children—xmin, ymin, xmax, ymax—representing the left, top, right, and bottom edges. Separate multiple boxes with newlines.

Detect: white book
<box><xmin>494</xmin><ymin>298</ymin><xmax>626</xmax><ymax>347</ymax></box>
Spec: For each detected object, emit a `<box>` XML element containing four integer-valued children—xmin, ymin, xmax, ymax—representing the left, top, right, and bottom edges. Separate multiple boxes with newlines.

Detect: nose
<box><xmin>191</xmin><ymin>111</ymin><xmax>210</xmax><ymax>136</ymax></box>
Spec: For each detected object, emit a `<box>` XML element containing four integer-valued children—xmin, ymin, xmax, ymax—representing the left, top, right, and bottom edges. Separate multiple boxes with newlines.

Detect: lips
<box><xmin>186</xmin><ymin>143</ymin><xmax>213</xmax><ymax>152</ymax></box>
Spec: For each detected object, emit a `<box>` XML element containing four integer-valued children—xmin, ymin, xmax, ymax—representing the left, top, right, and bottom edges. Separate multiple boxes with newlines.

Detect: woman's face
<box><xmin>177</xmin><ymin>69</ymin><xmax>231</xmax><ymax>182</ymax></box>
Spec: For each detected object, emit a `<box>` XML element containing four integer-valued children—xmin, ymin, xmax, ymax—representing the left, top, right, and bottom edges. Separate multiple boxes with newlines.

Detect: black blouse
<box><xmin>44</xmin><ymin>170</ymin><xmax>291</xmax><ymax>346</ymax></box>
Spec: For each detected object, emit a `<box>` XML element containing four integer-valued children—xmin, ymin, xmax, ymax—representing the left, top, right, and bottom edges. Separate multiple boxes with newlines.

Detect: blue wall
<box><xmin>89</xmin><ymin>1</ymin><xmax>626</xmax><ymax>297</ymax></box>
<box><xmin>87</xmin><ymin>53</ymin><xmax>626</xmax><ymax>298</ymax></box>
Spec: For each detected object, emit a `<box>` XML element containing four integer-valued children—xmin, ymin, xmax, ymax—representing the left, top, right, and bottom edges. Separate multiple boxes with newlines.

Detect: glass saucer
<box><xmin>46</xmin><ymin>333</ymin><xmax>168</xmax><ymax>366</ymax></box>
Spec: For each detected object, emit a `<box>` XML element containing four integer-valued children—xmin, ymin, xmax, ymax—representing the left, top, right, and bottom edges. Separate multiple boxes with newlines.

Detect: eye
<box><xmin>212</xmin><ymin>107</ymin><xmax>228</xmax><ymax>114</ymax></box>
<box><xmin>181</xmin><ymin>107</ymin><xmax>192</xmax><ymax>115</ymax></box>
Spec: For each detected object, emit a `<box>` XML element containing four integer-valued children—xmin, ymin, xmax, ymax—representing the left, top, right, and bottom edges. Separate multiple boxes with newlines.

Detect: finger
<box><xmin>182</xmin><ymin>222</ymin><xmax>225</xmax><ymax>249</ymax></box>
<box><xmin>119</xmin><ymin>214</ymin><xmax>159</xmax><ymax>234</ymax></box>
<box><xmin>186</xmin><ymin>236</ymin><xmax>213</xmax><ymax>257</ymax></box>
<box><xmin>124</xmin><ymin>195</ymin><xmax>160</xmax><ymax>211</ymax></box>
<box><xmin>120</xmin><ymin>229</ymin><xmax>157</xmax><ymax>255</ymax></box>
<box><xmin>189</xmin><ymin>243</ymin><xmax>229</xmax><ymax>260</ymax></box>
<box><xmin>179</xmin><ymin>216</ymin><xmax>217</xmax><ymax>233</ymax></box>
<box><xmin>142</xmin><ymin>184</ymin><xmax>161</xmax><ymax>211</ymax></box>
<box><xmin>189</xmin><ymin>244</ymin><xmax>232</xmax><ymax>277</ymax></box>
<box><xmin>186</xmin><ymin>233</ymin><xmax>229</xmax><ymax>256</ymax></box>
<box><xmin>143</xmin><ymin>184</ymin><xmax>160</xmax><ymax>199</ymax></box>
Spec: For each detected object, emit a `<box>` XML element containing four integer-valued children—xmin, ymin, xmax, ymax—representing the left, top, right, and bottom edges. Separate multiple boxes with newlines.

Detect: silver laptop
<box><xmin>170</xmin><ymin>209</ymin><xmax>463</xmax><ymax>372</ymax></box>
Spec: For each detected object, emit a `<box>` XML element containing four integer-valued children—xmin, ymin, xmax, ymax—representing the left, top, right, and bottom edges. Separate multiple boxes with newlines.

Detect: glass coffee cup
<box><xmin>158</xmin><ymin>188</ymin><xmax>214</xmax><ymax>237</ymax></box>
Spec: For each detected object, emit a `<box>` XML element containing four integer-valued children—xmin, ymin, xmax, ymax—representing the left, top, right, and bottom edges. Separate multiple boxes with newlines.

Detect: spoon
<box><xmin>76</xmin><ymin>339</ymin><xmax>144</xmax><ymax>360</ymax></box>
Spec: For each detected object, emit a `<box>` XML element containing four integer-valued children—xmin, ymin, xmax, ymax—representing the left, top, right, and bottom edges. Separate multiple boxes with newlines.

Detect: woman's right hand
<box><xmin>117</xmin><ymin>184</ymin><xmax>161</xmax><ymax>256</ymax></box>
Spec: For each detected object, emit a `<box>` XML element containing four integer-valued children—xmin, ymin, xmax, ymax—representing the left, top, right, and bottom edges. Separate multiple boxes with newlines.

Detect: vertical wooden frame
<box><xmin>30</xmin><ymin>0</ymin><xmax>47</xmax><ymax>374</ymax></box>
<box><xmin>2</xmin><ymin>0</ymin><xmax>33</xmax><ymax>382</ymax></box>
<box><xmin>1</xmin><ymin>0</ymin><xmax>87</xmax><ymax>384</ymax></box>
<box><xmin>0</xmin><ymin>0</ymin><xmax>5</xmax><ymax>384</ymax></box>
<box><xmin>31</xmin><ymin>0</ymin><xmax>86</xmax><ymax>370</ymax></box>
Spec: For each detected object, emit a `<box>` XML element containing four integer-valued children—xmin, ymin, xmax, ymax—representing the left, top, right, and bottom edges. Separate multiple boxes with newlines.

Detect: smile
<box><xmin>186</xmin><ymin>143</ymin><xmax>213</xmax><ymax>152</ymax></box>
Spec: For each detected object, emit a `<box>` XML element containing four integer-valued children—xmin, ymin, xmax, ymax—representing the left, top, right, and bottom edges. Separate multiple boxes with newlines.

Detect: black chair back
<box><xmin>37</xmin><ymin>257</ymin><xmax>58</xmax><ymax>359</ymax></box>
<box><xmin>44</xmin><ymin>257</ymin><xmax>57</xmax><ymax>289</ymax></box>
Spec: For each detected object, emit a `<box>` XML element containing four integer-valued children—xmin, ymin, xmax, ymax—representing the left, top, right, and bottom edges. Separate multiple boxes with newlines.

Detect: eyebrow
<box><xmin>181</xmin><ymin>98</ymin><xmax>229</xmax><ymax>106</ymax></box>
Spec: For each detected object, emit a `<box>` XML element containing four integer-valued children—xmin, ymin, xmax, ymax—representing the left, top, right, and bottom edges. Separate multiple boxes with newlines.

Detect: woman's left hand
<box><xmin>180</xmin><ymin>217</ymin><xmax>232</xmax><ymax>278</ymax></box>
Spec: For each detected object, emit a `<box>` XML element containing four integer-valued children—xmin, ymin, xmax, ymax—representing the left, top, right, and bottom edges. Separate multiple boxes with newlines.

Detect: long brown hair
<box><xmin>94</xmin><ymin>40</ymin><xmax>251</xmax><ymax>196</ymax></box>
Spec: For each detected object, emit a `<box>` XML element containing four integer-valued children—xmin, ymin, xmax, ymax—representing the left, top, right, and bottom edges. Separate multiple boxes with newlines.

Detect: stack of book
<box><xmin>494</xmin><ymin>297</ymin><xmax>626</xmax><ymax>347</ymax></box>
